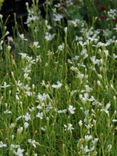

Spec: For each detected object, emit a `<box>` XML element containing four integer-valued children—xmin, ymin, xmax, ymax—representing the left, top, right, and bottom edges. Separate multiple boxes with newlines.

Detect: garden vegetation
<box><xmin>0</xmin><ymin>0</ymin><xmax>117</xmax><ymax>155</ymax></box>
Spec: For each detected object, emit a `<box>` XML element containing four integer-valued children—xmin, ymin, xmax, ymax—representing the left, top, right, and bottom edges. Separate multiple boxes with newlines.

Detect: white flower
<box><xmin>53</xmin><ymin>13</ymin><xmax>63</xmax><ymax>21</ymax></box>
<box><xmin>64</xmin><ymin>123</ymin><xmax>74</xmax><ymax>133</ymax></box>
<box><xmin>96</xmin><ymin>42</ymin><xmax>108</xmax><ymax>47</ymax></box>
<box><xmin>68</xmin><ymin>105</ymin><xmax>76</xmax><ymax>114</ymax></box>
<box><xmin>0</xmin><ymin>141</ymin><xmax>7</xmax><ymax>148</ymax></box>
<box><xmin>76</xmin><ymin>72</ymin><xmax>84</xmax><ymax>80</ymax></box>
<box><xmin>83</xmin><ymin>145</ymin><xmax>91</xmax><ymax>154</ymax></box>
<box><xmin>19</xmin><ymin>34</ymin><xmax>27</xmax><ymax>41</ymax></box>
<box><xmin>35</xmin><ymin>55</ymin><xmax>42</xmax><ymax>63</ymax></box>
<box><xmin>15</xmin><ymin>93</ymin><xmax>20</xmax><ymax>101</ymax></box>
<box><xmin>0</xmin><ymin>14</ymin><xmax>3</xmax><ymax>19</ymax></box>
<box><xmin>5</xmin><ymin>31</ymin><xmax>9</xmax><ymax>36</ymax></box>
<box><xmin>24</xmin><ymin>113</ymin><xmax>31</xmax><ymax>121</ymax></box>
<box><xmin>37</xmin><ymin>105</ymin><xmax>42</xmax><ymax>110</ymax></box>
<box><xmin>24</xmin><ymin>122</ymin><xmax>29</xmax><ymax>129</ymax></box>
<box><xmin>101</xmin><ymin>102</ymin><xmax>111</xmax><ymax>116</ymax></box>
<box><xmin>45</xmin><ymin>20</ymin><xmax>52</xmax><ymax>30</ymax></box>
<box><xmin>113</xmin><ymin>53</ymin><xmax>117</xmax><ymax>59</ymax></box>
<box><xmin>7</xmin><ymin>36</ymin><xmax>13</xmax><ymax>42</ymax></box>
<box><xmin>91</xmin><ymin>56</ymin><xmax>100</xmax><ymax>65</ymax></box>
<box><xmin>68</xmin><ymin>19</ymin><xmax>80</xmax><ymax>27</ymax></box>
<box><xmin>84</xmin><ymin>85</ymin><xmax>92</xmax><ymax>93</ymax></box>
<box><xmin>36</xmin><ymin>112</ymin><xmax>43</xmax><ymax>119</ymax></box>
<box><xmin>64</xmin><ymin>27</ymin><xmax>68</xmax><ymax>33</ymax></box>
<box><xmin>88</xmin><ymin>96</ymin><xmax>95</xmax><ymax>102</ymax></box>
<box><xmin>33</xmin><ymin>41</ymin><xmax>40</xmax><ymax>48</ymax></box>
<box><xmin>45</xmin><ymin>32</ymin><xmax>55</xmax><ymax>41</ymax></box>
<box><xmin>52</xmin><ymin>81</ymin><xmax>62</xmax><ymax>89</ymax></box>
<box><xmin>23</xmin><ymin>85</ymin><xmax>32</xmax><ymax>96</ymax></box>
<box><xmin>85</xmin><ymin>135</ymin><xmax>93</xmax><ymax>141</ymax></box>
<box><xmin>107</xmin><ymin>144</ymin><xmax>112</xmax><ymax>152</ymax></box>
<box><xmin>26</xmin><ymin>15</ymin><xmax>39</xmax><ymax>25</ymax></box>
<box><xmin>112</xmin><ymin>119</ymin><xmax>117</xmax><ymax>123</ymax></box>
<box><xmin>14</xmin><ymin>147</ymin><xmax>24</xmax><ymax>156</ymax></box>
<box><xmin>46</xmin><ymin>103</ymin><xmax>53</xmax><ymax>112</ymax></box>
<box><xmin>17</xmin><ymin>127</ymin><xmax>23</xmax><ymax>134</ymax></box>
<box><xmin>0</xmin><ymin>82</ymin><xmax>10</xmax><ymax>89</ymax></box>
<box><xmin>107</xmin><ymin>9</ymin><xmax>117</xmax><ymax>20</ymax></box>
<box><xmin>79</xmin><ymin>93</ymin><xmax>89</xmax><ymax>103</ymax></box>
<box><xmin>58</xmin><ymin>109</ymin><xmax>67</xmax><ymax>114</ymax></box>
<box><xmin>10</xmin><ymin>144</ymin><xmax>20</xmax><ymax>150</ymax></box>
<box><xmin>37</xmin><ymin>93</ymin><xmax>50</xmax><ymax>102</ymax></box>
<box><xmin>81</xmin><ymin>48</ymin><xmax>88</xmax><ymax>59</ymax></box>
<box><xmin>41</xmin><ymin>127</ymin><xmax>46</xmax><ymax>131</ymax></box>
<box><xmin>10</xmin><ymin>123</ymin><xmax>16</xmax><ymax>128</ymax></box>
<box><xmin>70</xmin><ymin>66</ymin><xmax>78</xmax><ymax>72</ymax></box>
<box><xmin>19</xmin><ymin>53</ymin><xmax>28</xmax><ymax>59</ymax></box>
<box><xmin>58</xmin><ymin>43</ymin><xmax>64</xmax><ymax>51</ymax></box>
<box><xmin>7</xmin><ymin>45</ymin><xmax>12</xmax><ymax>51</ymax></box>
<box><xmin>92</xmin><ymin>138</ymin><xmax>99</xmax><ymax>145</ymax></box>
<box><xmin>79</xmin><ymin>120</ymin><xmax>83</xmax><ymax>127</ymax></box>
<box><xmin>28</xmin><ymin>139</ymin><xmax>39</xmax><ymax>148</ymax></box>
<box><xmin>4</xmin><ymin>109</ymin><xmax>12</xmax><ymax>114</ymax></box>
<box><xmin>24</xmin><ymin>73</ymin><xmax>30</xmax><ymax>80</ymax></box>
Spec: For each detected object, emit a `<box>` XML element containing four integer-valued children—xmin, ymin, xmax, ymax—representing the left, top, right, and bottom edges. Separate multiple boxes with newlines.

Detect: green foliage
<box><xmin>0</xmin><ymin>0</ymin><xmax>4</xmax><ymax>9</ymax></box>
<box><xmin>0</xmin><ymin>1</ymin><xmax>117</xmax><ymax>155</ymax></box>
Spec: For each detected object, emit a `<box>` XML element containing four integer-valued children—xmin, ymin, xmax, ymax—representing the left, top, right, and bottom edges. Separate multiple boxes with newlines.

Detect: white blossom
<box><xmin>68</xmin><ymin>105</ymin><xmax>76</xmax><ymax>114</ymax></box>
<box><xmin>58</xmin><ymin>109</ymin><xmax>67</xmax><ymax>114</ymax></box>
<box><xmin>53</xmin><ymin>13</ymin><xmax>63</xmax><ymax>21</ymax></box>
<box><xmin>19</xmin><ymin>34</ymin><xmax>27</xmax><ymax>41</ymax></box>
<box><xmin>24</xmin><ymin>112</ymin><xmax>31</xmax><ymax>121</ymax></box>
<box><xmin>85</xmin><ymin>135</ymin><xmax>93</xmax><ymax>141</ymax></box>
<box><xmin>79</xmin><ymin>120</ymin><xmax>83</xmax><ymax>127</ymax></box>
<box><xmin>107</xmin><ymin>9</ymin><xmax>117</xmax><ymax>20</ymax></box>
<box><xmin>91</xmin><ymin>56</ymin><xmax>100</xmax><ymax>65</ymax></box>
<box><xmin>0</xmin><ymin>141</ymin><xmax>7</xmax><ymax>148</ymax></box>
<box><xmin>33</xmin><ymin>41</ymin><xmax>40</xmax><ymax>48</ymax></box>
<box><xmin>112</xmin><ymin>119</ymin><xmax>117</xmax><ymax>123</ymax></box>
<box><xmin>58</xmin><ymin>43</ymin><xmax>64</xmax><ymax>51</ymax></box>
<box><xmin>36</xmin><ymin>112</ymin><xmax>43</xmax><ymax>119</ymax></box>
<box><xmin>45</xmin><ymin>32</ymin><xmax>55</xmax><ymax>41</ymax></box>
<box><xmin>37</xmin><ymin>93</ymin><xmax>50</xmax><ymax>102</ymax></box>
<box><xmin>4</xmin><ymin>109</ymin><xmax>12</xmax><ymax>114</ymax></box>
<box><xmin>101</xmin><ymin>102</ymin><xmax>111</xmax><ymax>116</ymax></box>
<box><xmin>28</xmin><ymin>139</ymin><xmax>39</xmax><ymax>148</ymax></box>
<box><xmin>107</xmin><ymin>144</ymin><xmax>112</xmax><ymax>152</ymax></box>
<box><xmin>52</xmin><ymin>81</ymin><xmax>62</xmax><ymax>89</ymax></box>
<box><xmin>24</xmin><ymin>122</ymin><xmax>29</xmax><ymax>129</ymax></box>
<box><xmin>81</xmin><ymin>48</ymin><xmax>88</xmax><ymax>59</ymax></box>
<box><xmin>0</xmin><ymin>82</ymin><xmax>10</xmax><ymax>89</ymax></box>
<box><xmin>17</xmin><ymin>127</ymin><xmax>23</xmax><ymax>134</ymax></box>
<box><xmin>14</xmin><ymin>147</ymin><xmax>24</xmax><ymax>156</ymax></box>
<box><xmin>0</xmin><ymin>14</ymin><xmax>3</xmax><ymax>19</ymax></box>
<box><xmin>64</xmin><ymin>123</ymin><xmax>74</xmax><ymax>133</ymax></box>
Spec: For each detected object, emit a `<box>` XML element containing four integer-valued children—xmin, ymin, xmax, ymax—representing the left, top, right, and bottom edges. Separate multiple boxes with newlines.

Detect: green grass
<box><xmin>0</xmin><ymin>0</ymin><xmax>117</xmax><ymax>155</ymax></box>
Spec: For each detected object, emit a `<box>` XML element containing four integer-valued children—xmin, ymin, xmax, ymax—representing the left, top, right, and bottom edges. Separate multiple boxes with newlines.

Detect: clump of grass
<box><xmin>0</xmin><ymin>0</ymin><xmax>117</xmax><ymax>155</ymax></box>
